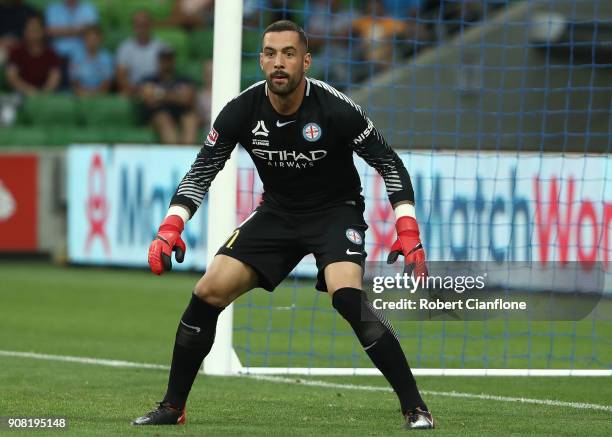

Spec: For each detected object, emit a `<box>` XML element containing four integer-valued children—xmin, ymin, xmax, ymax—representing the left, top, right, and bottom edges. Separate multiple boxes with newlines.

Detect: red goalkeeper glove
<box><xmin>148</xmin><ymin>215</ymin><xmax>186</xmax><ymax>275</ymax></box>
<box><xmin>387</xmin><ymin>216</ymin><xmax>428</xmax><ymax>278</ymax></box>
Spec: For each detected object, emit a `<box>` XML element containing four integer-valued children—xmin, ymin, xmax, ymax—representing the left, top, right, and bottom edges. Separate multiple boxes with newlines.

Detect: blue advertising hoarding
<box><xmin>68</xmin><ymin>145</ymin><xmax>611</xmax><ymax>283</ymax></box>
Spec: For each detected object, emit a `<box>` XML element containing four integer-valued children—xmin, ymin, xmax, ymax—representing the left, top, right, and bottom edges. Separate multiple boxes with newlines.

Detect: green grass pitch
<box><xmin>0</xmin><ymin>262</ymin><xmax>610</xmax><ymax>436</ymax></box>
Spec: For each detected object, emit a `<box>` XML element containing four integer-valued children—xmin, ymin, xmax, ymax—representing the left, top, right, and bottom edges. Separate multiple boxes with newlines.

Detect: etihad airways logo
<box><xmin>252</xmin><ymin>149</ymin><xmax>327</xmax><ymax>168</ymax></box>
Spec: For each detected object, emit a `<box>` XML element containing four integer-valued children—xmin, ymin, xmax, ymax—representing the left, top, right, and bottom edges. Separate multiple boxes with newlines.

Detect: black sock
<box><xmin>332</xmin><ymin>287</ymin><xmax>427</xmax><ymax>415</ymax></box>
<box><xmin>163</xmin><ymin>293</ymin><xmax>223</xmax><ymax>408</ymax></box>
<box><xmin>364</xmin><ymin>331</ymin><xmax>427</xmax><ymax>414</ymax></box>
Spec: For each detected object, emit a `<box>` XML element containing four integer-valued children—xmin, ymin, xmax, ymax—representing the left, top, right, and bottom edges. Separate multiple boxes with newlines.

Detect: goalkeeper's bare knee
<box><xmin>194</xmin><ymin>278</ymin><xmax>232</xmax><ymax>308</ymax></box>
<box><xmin>193</xmin><ymin>255</ymin><xmax>258</xmax><ymax>307</ymax></box>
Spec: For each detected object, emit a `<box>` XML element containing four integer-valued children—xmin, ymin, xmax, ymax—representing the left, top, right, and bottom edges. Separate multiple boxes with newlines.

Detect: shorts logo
<box><xmin>205</xmin><ymin>127</ymin><xmax>218</xmax><ymax>147</ymax></box>
<box><xmin>345</xmin><ymin>228</ymin><xmax>363</xmax><ymax>245</ymax></box>
<box><xmin>302</xmin><ymin>122</ymin><xmax>321</xmax><ymax>142</ymax></box>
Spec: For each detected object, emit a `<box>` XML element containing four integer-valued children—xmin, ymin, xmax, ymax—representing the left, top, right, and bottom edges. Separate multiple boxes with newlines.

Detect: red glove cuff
<box><xmin>159</xmin><ymin>215</ymin><xmax>185</xmax><ymax>233</ymax></box>
<box><xmin>395</xmin><ymin>216</ymin><xmax>420</xmax><ymax>238</ymax></box>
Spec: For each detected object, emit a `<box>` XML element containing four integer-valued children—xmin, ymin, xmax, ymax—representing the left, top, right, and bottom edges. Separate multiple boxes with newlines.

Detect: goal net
<box><xmin>207</xmin><ymin>0</ymin><xmax>612</xmax><ymax>376</ymax></box>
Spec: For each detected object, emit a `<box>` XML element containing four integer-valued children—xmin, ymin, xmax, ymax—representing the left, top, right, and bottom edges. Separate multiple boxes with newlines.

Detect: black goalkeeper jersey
<box><xmin>171</xmin><ymin>77</ymin><xmax>414</xmax><ymax>215</ymax></box>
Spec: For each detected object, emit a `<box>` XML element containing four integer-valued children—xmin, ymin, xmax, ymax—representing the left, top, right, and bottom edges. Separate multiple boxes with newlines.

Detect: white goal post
<box><xmin>203</xmin><ymin>0</ymin><xmax>243</xmax><ymax>376</ymax></box>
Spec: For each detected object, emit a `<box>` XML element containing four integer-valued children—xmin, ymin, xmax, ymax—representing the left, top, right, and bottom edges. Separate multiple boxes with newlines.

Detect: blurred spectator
<box><xmin>352</xmin><ymin>0</ymin><xmax>410</xmax><ymax>71</ymax></box>
<box><xmin>353</xmin><ymin>0</ymin><xmax>432</xmax><ymax>71</ymax></box>
<box><xmin>45</xmin><ymin>0</ymin><xmax>99</xmax><ymax>62</ymax></box>
<box><xmin>116</xmin><ymin>11</ymin><xmax>165</xmax><ymax>96</ymax></box>
<box><xmin>0</xmin><ymin>0</ymin><xmax>38</xmax><ymax>65</ymax></box>
<box><xmin>69</xmin><ymin>24</ymin><xmax>113</xmax><ymax>96</ymax></box>
<box><xmin>196</xmin><ymin>59</ymin><xmax>212</xmax><ymax>127</ymax></box>
<box><xmin>159</xmin><ymin>0</ymin><xmax>214</xmax><ymax>30</ymax></box>
<box><xmin>139</xmin><ymin>46</ymin><xmax>198</xmax><ymax>145</ymax></box>
<box><xmin>5</xmin><ymin>14</ymin><xmax>61</xmax><ymax>95</ymax></box>
<box><xmin>304</xmin><ymin>0</ymin><xmax>360</xmax><ymax>87</ymax></box>
<box><xmin>306</xmin><ymin>0</ymin><xmax>355</xmax><ymax>45</ymax></box>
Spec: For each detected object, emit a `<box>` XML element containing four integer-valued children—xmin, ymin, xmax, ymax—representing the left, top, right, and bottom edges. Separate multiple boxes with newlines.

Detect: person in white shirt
<box><xmin>116</xmin><ymin>10</ymin><xmax>164</xmax><ymax>96</ymax></box>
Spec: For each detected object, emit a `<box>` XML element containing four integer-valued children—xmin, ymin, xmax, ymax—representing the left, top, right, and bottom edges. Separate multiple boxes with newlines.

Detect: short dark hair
<box><xmin>262</xmin><ymin>20</ymin><xmax>308</xmax><ymax>51</ymax></box>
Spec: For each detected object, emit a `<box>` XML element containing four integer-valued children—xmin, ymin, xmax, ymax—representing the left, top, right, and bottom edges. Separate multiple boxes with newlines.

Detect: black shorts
<box><xmin>140</xmin><ymin>104</ymin><xmax>190</xmax><ymax>124</ymax></box>
<box><xmin>216</xmin><ymin>202</ymin><xmax>368</xmax><ymax>292</ymax></box>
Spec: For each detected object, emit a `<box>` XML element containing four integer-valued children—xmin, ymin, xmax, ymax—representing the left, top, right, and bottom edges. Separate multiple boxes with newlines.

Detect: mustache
<box><xmin>270</xmin><ymin>72</ymin><xmax>289</xmax><ymax>79</ymax></box>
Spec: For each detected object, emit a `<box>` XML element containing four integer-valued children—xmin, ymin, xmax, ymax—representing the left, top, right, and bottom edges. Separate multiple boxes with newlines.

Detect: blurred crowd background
<box><xmin>0</xmin><ymin>0</ymin><xmax>510</xmax><ymax>145</ymax></box>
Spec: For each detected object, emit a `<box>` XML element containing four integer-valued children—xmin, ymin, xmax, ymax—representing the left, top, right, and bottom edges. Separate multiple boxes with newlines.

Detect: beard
<box><xmin>266</xmin><ymin>70</ymin><xmax>302</xmax><ymax>96</ymax></box>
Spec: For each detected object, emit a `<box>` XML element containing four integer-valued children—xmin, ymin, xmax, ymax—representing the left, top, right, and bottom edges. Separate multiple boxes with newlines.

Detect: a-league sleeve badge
<box><xmin>205</xmin><ymin>127</ymin><xmax>219</xmax><ymax>147</ymax></box>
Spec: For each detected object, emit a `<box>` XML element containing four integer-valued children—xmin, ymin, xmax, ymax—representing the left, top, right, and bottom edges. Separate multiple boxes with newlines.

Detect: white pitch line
<box><xmin>247</xmin><ymin>375</ymin><xmax>612</xmax><ymax>412</ymax></box>
<box><xmin>1</xmin><ymin>350</ymin><xmax>611</xmax><ymax>413</ymax></box>
<box><xmin>0</xmin><ymin>350</ymin><xmax>169</xmax><ymax>371</ymax></box>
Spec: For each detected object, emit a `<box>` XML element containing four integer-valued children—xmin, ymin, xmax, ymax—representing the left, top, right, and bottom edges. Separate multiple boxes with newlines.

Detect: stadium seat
<box><xmin>243</xmin><ymin>28</ymin><xmax>261</xmax><ymax>55</ymax></box>
<box><xmin>77</xmin><ymin>95</ymin><xmax>135</xmax><ymax>127</ymax></box>
<box><xmin>0</xmin><ymin>127</ymin><xmax>47</xmax><ymax>146</ymax></box>
<box><xmin>104</xmin><ymin>0</ymin><xmax>172</xmax><ymax>29</ymax></box>
<box><xmin>105</xmin><ymin>127</ymin><xmax>156</xmax><ymax>144</ymax></box>
<box><xmin>21</xmin><ymin>94</ymin><xmax>78</xmax><ymax>126</ymax></box>
<box><xmin>188</xmin><ymin>29</ymin><xmax>214</xmax><ymax>60</ymax></box>
<box><xmin>290</xmin><ymin>1</ymin><xmax>308</xmax><ymax>27</ymax></box>
<box><xmin>241</xmin><ymin>58</ymin><xmax>264</xmax><ymax>91</ymax></box>
<box><xmin>177</xmin><ymin>60</ymin><xmax>203</xmax><ymax>84</ymax></box>
<box><xmin>27</xmin><ymin>0</ymin><xmax>54</xmax><ymax>13</ymax></box>
<box><xmin>103</xmin><ymin>27</ymin><xmax>131</xmax><ymax>51</ymax></box>
<box><xmin>42</xmin><ymin>126</ymin><xmax>156</xmax><ymax>145</ymax></box>
<box><xmin>44</xmin><ymin>126</ymin><xmax>101</xmax><ymax>145</ymax></box>
<box><xmin>93</xmin><ymin>0</ymin><xmax>118</xmax><ymax>29</ymax></box>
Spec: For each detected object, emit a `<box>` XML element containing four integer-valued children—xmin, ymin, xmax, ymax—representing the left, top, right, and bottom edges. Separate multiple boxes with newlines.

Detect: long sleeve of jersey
<box><xmin>170</xmin><ymin>100</ymin><xmax>240</xmax><ymax>217</ymax></box>
<box><xmin>341</xmin><ymin>100</ymin><xmax>414</xmax><ymax>205</ymax></box>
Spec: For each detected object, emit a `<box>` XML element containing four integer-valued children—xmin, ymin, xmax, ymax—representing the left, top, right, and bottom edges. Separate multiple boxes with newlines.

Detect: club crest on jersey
<box><xmin>345</xmin><ymin>228</ymin><xmax>363</xmax><ymax>245</ymax></box>
<box><xmin>205</xmin><ymin>127</ymin><xmax>218</xmax><ymax>147</ymax></box>
<box><xmin>302</xmin><ymin>122</ymin><xmax>322</xmax><ymax>142</ymax></box>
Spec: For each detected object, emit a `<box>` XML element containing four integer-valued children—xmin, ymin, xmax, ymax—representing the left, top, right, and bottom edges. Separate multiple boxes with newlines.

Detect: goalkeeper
<box><xmin>133</xmin><ymin>20</ymin><xmax>434</xmax><ymax>430</ymax></box>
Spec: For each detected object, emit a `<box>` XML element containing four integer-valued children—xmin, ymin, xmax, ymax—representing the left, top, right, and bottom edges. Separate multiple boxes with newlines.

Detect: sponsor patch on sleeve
<box><xmin>205</xmin><ymin>127</ymin><xmax>219</xmax><ymax>147</ymax></box>
<box><xmin>352</xmin><ymin>117</ymin><xmax>374</xmax><ymax>145</ymax></box>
